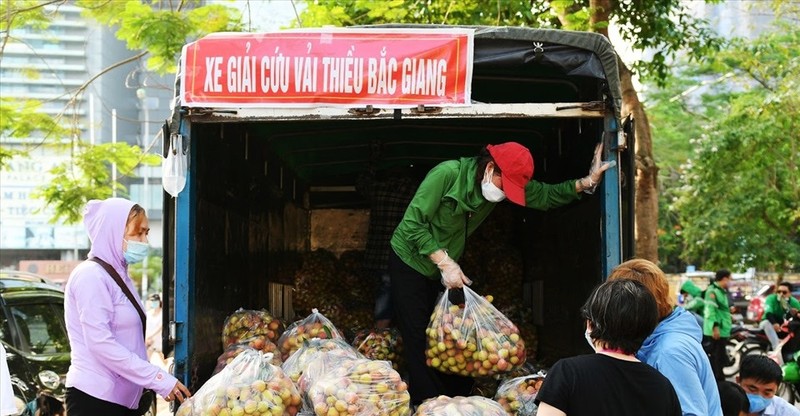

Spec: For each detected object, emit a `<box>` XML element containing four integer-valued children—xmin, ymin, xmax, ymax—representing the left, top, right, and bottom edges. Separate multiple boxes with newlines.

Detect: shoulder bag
<box><xmin>89</xmin><ymin>257</ymin><xmax>156</xmax><ymax>416</ymax></box>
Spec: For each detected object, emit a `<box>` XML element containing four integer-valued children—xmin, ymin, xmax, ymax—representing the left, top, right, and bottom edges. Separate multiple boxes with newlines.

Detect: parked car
<box><xmin>747</xmin><ymin>283</ymin><xmax>800</xmax><ymax>323</ymax></box>
<box><xmin>0</xmin><ymin>270</ymin><xmax>70</xmax><ymax>414</ymax></box>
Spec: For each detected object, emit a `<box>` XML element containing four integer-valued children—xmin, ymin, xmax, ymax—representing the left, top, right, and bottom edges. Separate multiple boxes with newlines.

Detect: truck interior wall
<box><xmin>183</xmin><ymin>114</ymin><xmax>608</xmax><ymax>383</ymax></box>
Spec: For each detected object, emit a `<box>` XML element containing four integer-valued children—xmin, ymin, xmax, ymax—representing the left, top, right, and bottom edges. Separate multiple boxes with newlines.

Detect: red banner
<box><xmin>180</xmin><ymin>28</ymin><xmax>473</xmax><ymax>108</ymax></box>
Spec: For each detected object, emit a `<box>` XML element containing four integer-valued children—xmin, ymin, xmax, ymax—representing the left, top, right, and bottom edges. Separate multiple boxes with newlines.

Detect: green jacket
<box><xmin>681</xmin><ymin>280</ymin><xmax>706</xmax><ymax>314</ymax></box>
<box><xmin>703</xmin><ymin>282</ymin><xmax>732</xmax><ymax>337</ymax></box>
<box><xmin>390</xmin><ymin>157</ymin><xmax>579</xmax><ymax>278</ymax></box>
<box><xmin>763</xmin><ymin>293</ymin><xmax>800</xmax><ymax>324</ymax></box>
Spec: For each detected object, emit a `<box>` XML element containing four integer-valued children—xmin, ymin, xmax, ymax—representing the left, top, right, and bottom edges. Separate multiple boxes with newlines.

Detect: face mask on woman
<box><xmin>124</xmin><ymin>240</ymin><xmax>149</xmax><ymax>264</ymax></box>
<box><xmin>481</xmin><ymin>166</ymin><xmax>506</xmax><ymax>202</ymax></box>
<box><xmin>585</xmin><ymin>329</ymin><xmax>596</xmax><ymax>352</ymax></box>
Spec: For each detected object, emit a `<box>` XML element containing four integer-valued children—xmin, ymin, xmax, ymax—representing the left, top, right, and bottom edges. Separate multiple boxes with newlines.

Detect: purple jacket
<box><xmin>64</xmin><ymin>198</ymin><xmax>176</xmax><ymax>409</ymax></box>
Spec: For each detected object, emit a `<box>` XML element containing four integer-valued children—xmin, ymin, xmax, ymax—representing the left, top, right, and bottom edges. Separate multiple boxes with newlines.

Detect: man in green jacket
<box><xmin>680</xmin><ymin>280</ymin><xmax>706</xmax><ymax>327</ymax></box>
<box><xmin>703</xmin><ymin>269</ymin><xmax>733</xmax><ymax>381</ymax></box>
<box><xmin>389</xmin><ymin>141</ymin><xmax>614</xmax><ymax>406</ymax></box>
<box><xmin>760</xmin><ymin>281</ymin><xmax>800</xmax><ymax>350</ymax></box>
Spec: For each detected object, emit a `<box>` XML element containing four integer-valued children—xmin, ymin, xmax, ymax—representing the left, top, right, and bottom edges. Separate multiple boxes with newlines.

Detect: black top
<box><xmin>536</xmin><ymin>353</ymin><xmax>681</xmax><ymax>416</ymax></box>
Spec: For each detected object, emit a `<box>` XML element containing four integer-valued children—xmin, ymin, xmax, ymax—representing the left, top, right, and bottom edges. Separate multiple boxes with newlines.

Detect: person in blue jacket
<box><xmin>609</xmin><ymin>259</ymin><xmax>722</xmax><ymax>416</ymax></box>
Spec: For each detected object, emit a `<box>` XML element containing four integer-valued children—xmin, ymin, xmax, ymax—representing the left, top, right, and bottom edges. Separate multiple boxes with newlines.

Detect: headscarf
<box><xmin>83</xmin><ymin>198</ymin><xmax>136</xmax><ymax>279</ymax></box>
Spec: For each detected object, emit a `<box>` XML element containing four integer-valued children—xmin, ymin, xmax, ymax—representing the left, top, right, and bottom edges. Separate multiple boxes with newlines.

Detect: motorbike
<box><xmin>772</xmin><ymin>319</ymin><xmax>800</xmax><ymax>404</ymax></box>
<box><xmin>723</xmin><ymin>324</ymin><xmax>771</xmax><ymax>377</ymax></box>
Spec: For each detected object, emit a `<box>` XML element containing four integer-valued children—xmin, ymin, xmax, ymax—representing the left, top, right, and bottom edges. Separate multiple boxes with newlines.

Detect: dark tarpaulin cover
<box><xmin>364</xmin><ymin>25</ymin><xmax>622</xmax><ymax>120</ymax></box>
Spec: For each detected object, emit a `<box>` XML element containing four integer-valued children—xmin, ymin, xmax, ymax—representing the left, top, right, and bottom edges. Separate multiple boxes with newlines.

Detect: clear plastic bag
<box><xmin>221</xmin><ymin>308</ymin><xmax>285</xmax><ymax>349</ymax></box>
<box><xmin>415</xmin><ymin>395</ymin><xmax>508</xmax><ymax>416</ymax></box>
<box><xmin>162</xmin><ymin>133</ymin><xmax>187</xmax><ymax>197</ymax></box>
<box><xmin>493</xmin><ymin>372</ymin><xmax>546</xmax><ymax>415</ymax></box>
<box><xmin>351</xmin><ymin>328</ymin><xmax>404</xmax><ymax>371</ymax></box>
<box><xmin>306</xmin><ymin>358</ymin><xmax>411</xmax><ymax>416</ymax></box>
<box><xmin>297</xmin><ymin>349</ymin><xmax>363</xmax><ymax>412</ymax></box>
<box><xmin>176</xmin><ymin>349</ymin><xmax>302</xmax><ymax>416</ymax></box>
<box><xmin>278</xmin><ymin>308</ymin><xmax>344</xmax><ymax>361</ymax></box>
<box><xmin>282</xmin><ymin>338</ymin><xmax>361</xmax><ymax>384</ymax></box>
<box><xmin>213</xmin><ymin>335</ymin><xmax>282</xmax><ymax>375</ymax></box>
<box><xmin>425</xmin><ymin>286</ymin><xmax>526</xmax><ymax>377</ymax></box>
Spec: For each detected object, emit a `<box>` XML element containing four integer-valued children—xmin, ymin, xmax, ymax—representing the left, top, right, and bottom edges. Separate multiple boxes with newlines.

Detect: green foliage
<box><xmin>0</xmin><ymin>98</ymin><xmax>69</xmax><ymax>142</ymax></box>
<box><xmin>77</xmin><ymin>0</ymin><xmax>242</xmax><ymax>74</ymax></box>
<box><xmin>298</xmin><ymin>0</ymin><xmax>721</xmax><ymax>84</ymax></box>
<box><xmin>670</xmin><ymin>22</ymin><xmax>800</xmax><ymax>272</ymax></box>
<box><xmin>0</xmin><ymin>0</ymin><xmax>51</xmax><ymax>35</ymax></box>
<box><xmin>31</xmin><ymin>143</ymin><xmax>160</xmax><ymax>224</ymax></box>
<box><xmin>2</xmin><ymin>0</ymin><xmax>243</xmax><ymax>223</ymax></box>
<box><xmin>297</xmin><ymin>0</ymin><xmax>538</xmax><ymax>27</ymax></box>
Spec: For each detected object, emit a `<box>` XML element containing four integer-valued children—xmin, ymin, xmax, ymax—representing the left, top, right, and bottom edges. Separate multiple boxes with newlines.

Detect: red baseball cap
<box><xmin>487</xmin><ymin>142</ymin><xmax>534</xmax><ymax>206</ymax></box>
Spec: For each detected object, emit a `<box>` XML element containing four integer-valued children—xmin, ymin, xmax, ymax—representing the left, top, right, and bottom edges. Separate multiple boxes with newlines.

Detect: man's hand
<box><xmin>775</xmin><ymin>323</ymin><xmax>782</xmax><ymax>332</ymax></box>
<box><xmin>712</xmin><ymin>326</ymin><xmax>720</xmax><ymax>340</ymax></box>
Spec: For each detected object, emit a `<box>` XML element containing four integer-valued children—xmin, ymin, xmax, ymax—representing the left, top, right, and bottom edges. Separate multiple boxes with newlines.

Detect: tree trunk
<box><xmin>619</xmin><ymin>63</ymin><xmax>659</xmax><ymax>262</ymax></box>
<box><xmin>590</xmin><ymin>0</ymin><xmax>659</xmax><ymax>262</ymax></box>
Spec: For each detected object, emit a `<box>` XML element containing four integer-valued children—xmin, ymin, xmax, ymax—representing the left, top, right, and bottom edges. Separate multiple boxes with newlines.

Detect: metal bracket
<box><xmin>555</xmin><ymin>101</ymin><xmax>607</xmax><ymax>112</ymax></box>
<box><xmin>410</xmin><ymin>105</ymin><xmax>442</xmax><ymax>115</ymax></box>
<box><xmin>348</xmin><ymin>105</ymin><xmax>381</xmax><ymax>116</ymax></box>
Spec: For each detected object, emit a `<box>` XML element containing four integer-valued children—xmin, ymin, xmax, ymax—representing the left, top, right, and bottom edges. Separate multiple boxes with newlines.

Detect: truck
<box><xmin>159</xmin><ymin>25</ymin><xmax>636</xmax><ymax>390</ymax></box>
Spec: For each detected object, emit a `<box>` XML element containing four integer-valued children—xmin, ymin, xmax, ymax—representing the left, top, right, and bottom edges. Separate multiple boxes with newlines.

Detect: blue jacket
<box><xmin>636</xmin><ymin>307</ymin><xmax>723</xmax><ymax>416</ymax></box>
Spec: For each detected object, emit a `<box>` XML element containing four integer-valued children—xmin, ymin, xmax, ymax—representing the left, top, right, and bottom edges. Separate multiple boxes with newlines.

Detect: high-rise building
<box><xmin>0</xmin><ymin>3</ymin><xmax>171</xmax><ymax>281</ymax></box>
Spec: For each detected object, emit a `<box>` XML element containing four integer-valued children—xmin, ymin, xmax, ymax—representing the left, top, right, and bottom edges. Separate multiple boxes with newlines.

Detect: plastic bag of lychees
<box><xmin>351</xmin><ymin>327</ymin><xmax>404</xmax><ymax>372</ymax></box>
<box><xmin>425</xmin><ymin>286</ymin><xmax>526</xmax><ymax>377</ymax></box>
<box><xmin>297</xmin><ymin>349</ymin><xmax>364</xmax><ymax>412</ymax></box>
<box><xmin>493</xmin><ymin>372</ymin><xmax>546</xmax><ymax>415</ymax></box>
<box><xmin>278</xmin><ymin>308</ymin><xmax>344</xmax><ymax>361</ymax></box>
<box><xmin>176</xmin><ymin>349</ymin><xmax>302</xmax><ymax>416</ymax></box>
<box><xmin>415</xmin><ymin>395</ymin><xmax>508</xmax><ymax>416</ymax></box>
<box><xmin>212</xmin><ymin>335</ymin><xmax>282</xmax><ymax>375</ymax></box>
<box><xmin>282</xmin><ymin>338</ymin><xmax>361</xmax><ymax>384</ymax></box>
<box><xmin>221</xmin><ymin>308</ymin><xmax>285</xmax><ymax>349</ymax></box>
<box><xmin>306</xmin><ymin>358</ymin><xmax>411</xmax><ymax>416</ymax></box>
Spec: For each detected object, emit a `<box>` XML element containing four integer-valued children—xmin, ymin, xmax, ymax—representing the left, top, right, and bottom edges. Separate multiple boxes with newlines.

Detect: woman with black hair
<box><xmin>535</xmin><ymin>279</ymin><xmax>681</xmax><ymax>416</ymax></box>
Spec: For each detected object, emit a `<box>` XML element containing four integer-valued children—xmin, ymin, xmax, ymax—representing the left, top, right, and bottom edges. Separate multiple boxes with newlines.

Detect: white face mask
<box><xmin>481</xmin><ymin>166</ymin><xmax>506</xmax><ymax>202</ymax></box>
<box><xmin>585</xmin><ymin>324</ymin><xmax>596</xmax><ymax>352</ymax></box>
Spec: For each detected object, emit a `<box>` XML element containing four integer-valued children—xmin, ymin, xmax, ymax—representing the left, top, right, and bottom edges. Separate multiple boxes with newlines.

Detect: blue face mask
<box><xmin>747</xmin><ymin>393</ymin><xmax>772</xmax><ymax>413</ymax></box>
<box><xmin>124</xmin><ymin>240</ymin><xmax>149</xmax><ymax>264</ymax></box>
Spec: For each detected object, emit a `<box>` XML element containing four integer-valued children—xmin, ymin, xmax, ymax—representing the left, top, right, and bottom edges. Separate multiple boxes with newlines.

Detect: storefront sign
<box><xmin>180</xmin><ymin>28</ymin><xmax>474</xmax><ymax>108</ymax></box>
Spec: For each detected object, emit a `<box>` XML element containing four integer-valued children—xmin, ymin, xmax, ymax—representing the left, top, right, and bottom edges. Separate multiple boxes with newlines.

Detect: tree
<box><xmin>673</xmin><ymin>22</ymin><xmax>800</xmax><ymax>272</ymax></box>
<box><xmin>0</xmin><ymin>0</ymin><xmax>242</xmax><ymax>223</ymax></box>
<box><xmin>296</xmin><ymin>0</ymin><xmax>722</xmax><ymax>262</ymax></box>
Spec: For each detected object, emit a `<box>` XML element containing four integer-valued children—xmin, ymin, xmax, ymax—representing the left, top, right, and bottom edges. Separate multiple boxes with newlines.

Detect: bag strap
<box><xmin>89</xmin><ymin>257</ymin><xmax>146</xmax><ymax>339</ymax></box>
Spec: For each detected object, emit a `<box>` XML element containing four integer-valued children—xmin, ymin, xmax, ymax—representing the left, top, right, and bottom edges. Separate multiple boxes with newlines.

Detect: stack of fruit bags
<box><xmin>415</xmin><ymin>395</ymin><xmax>507</xmax><ymax>416</ymax></box>
<box><xmin>282</xmin><ymin>338</ymin><xmax>361</xmax><ymax>384</ymax></box>
<box><xmin>213</xmin><ymin>335</ymin><xmax>282</xmax><ymax>375</ymax></box>
<box><xmin>425</xmin><ymin>286</ymin><xmax>526</xmax><ymax>377</ymax></box>
<box><xmin>278</xmin><ymin>309</ymin><xmax>344</xmax><ymax>361</ymax></box>
<box><xmin>305</xmin><ymin>358</ymin><xmax>411</xmax><ymax>415</ymax></box>
<box><xmin>351</xmin><ymin>328</ymin><xmax>404</xmax><ymax>371</ymax></box>
<box><xmin>493</xmin><ymin>372</ymin><xmax>546</xmax><ymax>415</ymax></box>
<box><xmin>176</xmin><ymin>349</ymin><xmax>302</xmax><ymax>416</ymax></box>
<box><xmin>222</xmin><ymin>308</ymin><xmax>285</xmax><ymax>348</ymax></box>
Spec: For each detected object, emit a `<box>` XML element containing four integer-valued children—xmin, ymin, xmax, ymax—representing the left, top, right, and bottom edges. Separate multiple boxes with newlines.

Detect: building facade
<box><xmin>0</xmin><ymin>3</ymin><xmax>171</xmax><ymax>279</ymax></box>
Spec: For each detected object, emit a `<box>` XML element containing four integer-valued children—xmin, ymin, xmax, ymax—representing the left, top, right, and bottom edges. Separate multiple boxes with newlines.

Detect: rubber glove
<box><xmin>430</xmin><ymin>249</ymin><xmax>472</xmax><ymax>289</ymax></box>
<box><xmin>579</xmin><ymin>142</ymin><xmax>616</xmax><ymax>194</ymax></box>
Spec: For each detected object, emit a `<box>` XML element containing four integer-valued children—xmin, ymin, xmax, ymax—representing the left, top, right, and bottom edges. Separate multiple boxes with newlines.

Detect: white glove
<box><xmin>580</xmin><ymin>142</ymin><xmax>616</xmax><ymax>194</ymax></box>
<box><xmin>430</xmin><ymin>250</ymin><xmax>472</xmax><ymax>289</ymax></box>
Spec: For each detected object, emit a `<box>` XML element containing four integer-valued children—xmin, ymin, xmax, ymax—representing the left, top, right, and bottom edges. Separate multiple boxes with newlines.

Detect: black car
<box><xmin>0</xmin><ymin>270</ymin><xmax>70</xmax><ymax>414</ymax></box>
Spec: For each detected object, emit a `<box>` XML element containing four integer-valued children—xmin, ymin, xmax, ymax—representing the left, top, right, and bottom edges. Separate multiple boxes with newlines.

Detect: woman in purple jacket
<box><xmin>64</xmin><ymin>198</ymin><xmax>190</xmax><ymax>415</ymax></box>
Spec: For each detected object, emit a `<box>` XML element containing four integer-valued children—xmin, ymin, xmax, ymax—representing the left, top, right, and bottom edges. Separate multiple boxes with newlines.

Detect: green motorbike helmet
<box><xmin>783</xmin><ymin>360</ymin><xmax>800</xmax><ymax>383</ymax></box>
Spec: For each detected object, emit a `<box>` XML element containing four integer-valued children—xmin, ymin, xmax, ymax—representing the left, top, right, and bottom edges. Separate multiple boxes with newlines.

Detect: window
<box><xmin>8</xmin><ymin>302</ymin><xmax>69</xmax><ymax>354</ymax></box>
